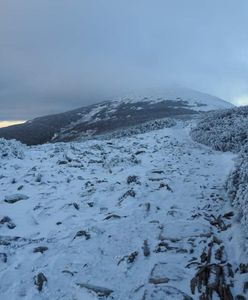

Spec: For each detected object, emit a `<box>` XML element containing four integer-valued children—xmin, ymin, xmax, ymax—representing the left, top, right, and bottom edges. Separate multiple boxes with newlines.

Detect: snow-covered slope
<box><xmin>114</xmin><ymin>86</ymin><xmax>233</xmax><ymax>111</ymax></box>
<box><xmin>0</xmin><ymin>120</ymin><xmax>246</xmax><ymax>300</ymax></box>
<box><xmin>0</xmin><ymin>87</ymin><xmax>233</xmax><ymax>145</ymax></box>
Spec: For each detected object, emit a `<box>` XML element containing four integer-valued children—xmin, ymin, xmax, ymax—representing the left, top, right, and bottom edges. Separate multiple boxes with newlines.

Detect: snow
<box><xmin>0</xmin><ymin>120</ymin><xmax>247</xmax><ymax>299</ymax></box>
<box><xmin>113</xmin><ymin>86</ymin><xmax>234</xmax><ymax>111</ymax></box>
<box><xmin>58</xmin><ymin>87</ymin><xmax>233</xmax><ymax>137</ymax></box>
<box><xmin>226</xmin><ymin>145</ymin><xmax>248</xmax><ymax>241</ymax></box>
<box><xmin>191</xmin><ymin>106</ymin><xmax>248</xmax><ymax>243</ymax></box>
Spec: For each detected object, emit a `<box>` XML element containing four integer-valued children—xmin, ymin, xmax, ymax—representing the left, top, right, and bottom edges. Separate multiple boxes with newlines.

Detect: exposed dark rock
<box><xmin>17</xmin><ymin>185</ymin><xmax>24</xmax><ymax>191</ymax></box>
<box><xmin>76</xmin><ymin>283</ymin><xmax>113</xmax><ymax>297</ymax></box>
<box><xmin>104</xmin><ymin>214</ymin><xmax>121</xmax><ymax>220</ymax></box>
<box><xmin>73</xmin><ymin>230</ymin><xmax>91</xmax><ymax>240</ymax></box>
<box><xmin>34</xmin><ymin>272</ymin><xmax>47</xmax><ymax>292</ymax></box>
<box><xmin>239</xmin><ymin>263</ymin><xmax>248</xmax><ymax>274</ymax></box>
<box><xmin>122</xmin><ymin>189</ymin><xmax>136</xmax><ymax>198</ymax></box>
<box><xmin>223</xmin><ymin>211</ymin><xmax>234</xmax><ymax>219</ymax></box>
<box><xmin>127</xmin><ymin>251</ymin><xmax>139</xmax><ymax>264</ymax></box>
<box><xmin>243</xmin><ymin>281</ymin><xmax>248</xmax><ymax>293</ymax></box>
<box><xmin>127</xmin><ymin>175</ymin><xmax>139</xmax><ymax>184</ymax></box>
<box><xmin>62</xmin><ymin>270</ymin><xmax>76</xmax><ymax>276</ymax></box>
<box><xmin>119</xmin><ymin>189</ymin><xmax>136</xmax><ymax>205</ymax></box>
<box><xmin>236</xmin><ymin>295</ymin><xmax>246</xmax><ymax>300</ymax></box>
<box><xmin>0</xmin><ymin>216</ymin><xmax>16</xmax><ymax>229</ymax></box>
<box><xmin>4</xmin><ymin>194</ymin><xmax>29</xmax><ymax>204</ymax></box>
<box><xmin>72</xmin><ymin>203</ymin><xmax>79</xmax><ymax>210</ymax></box>
<box><xmin>135</xmin><ymin>150</ymin><xmax>146</xmax><ymax>155</ymax></box>
<box><xmin>154</xmin><ymin>241</ymin><xmax>177</xmax><ymax>253</ymax></box>
<box><xmin>142</xmin><ymin>240</ymin><xmax>150</xmax><ymax>257</ymax></box>
<box><xmin>33</xmin><ymin>246</ymin><xmax>48</xmax><ymax>254</ymax></box>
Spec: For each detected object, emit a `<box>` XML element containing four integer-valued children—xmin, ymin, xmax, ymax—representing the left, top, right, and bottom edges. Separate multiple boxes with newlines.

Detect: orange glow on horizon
<box><xmin>0</xmin><ymin>120</ymin><xmax>26</xmax><ymax>128</ymax></box>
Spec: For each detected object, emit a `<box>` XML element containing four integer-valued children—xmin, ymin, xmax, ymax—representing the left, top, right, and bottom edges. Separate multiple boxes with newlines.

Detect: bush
<box><xmin>191</xmin><ymin>106</ymin><xmax>248</xmax><ymax>152</ymax></box>
<box><xmin>191</xmin><ymin>106</ymin><xmax>248</xmax><ymax>236</ymax></box>
<box><xmin>225</xmin><ymin>145</ymin><xmax>248</xmax><ymax>233</ymax></box>
<box><xmin>0</xmin><ymin>138</ymin><xmax>26</xmax><ymax>159</ymax></box>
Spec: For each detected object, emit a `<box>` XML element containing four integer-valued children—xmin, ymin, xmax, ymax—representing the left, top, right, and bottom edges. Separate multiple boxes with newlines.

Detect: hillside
<box><xmin>0</xmin><ymin>87</ymin><xmax>233</xmax><ymax>145</ymax></box>
<box><xmin>0</xmin><ymin>119</ymin><xmax>247</xmax><ymax>299</ymax></box>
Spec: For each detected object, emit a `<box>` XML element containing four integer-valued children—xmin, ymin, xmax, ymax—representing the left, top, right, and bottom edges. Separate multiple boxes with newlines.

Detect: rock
<box><xmin>223</xmin><ymin>211</ymin><xmax>234</xmax><ymax>219</ymax></box>
<box><xmin>149</xmin><ymin>263</ymin><xmax>187</xmax><ymax>285</ymax></box>
<box><xmin>142</xmin><ymin>240</ymin><xmax>150</xmax><ymax>257</ymax></box>
<box><xmin>0</xmin><ymin>253</ymin><xmax>7</xmax><ymax>263</ymax></box>
<box><xmin>159</xmin><ymin>182</ymin><xmax>173</xmax><ymax>191</ymax></box>
<box><xmin>76</xmin><ymin>283</ymin><xmax>113</xmax><ymax>297</ymax></box>
<box><xmin>0</xmin><ymin>216</ymin><xmax>16</xmax><ymax>229</ymax></box>
<box><xmin>1</xmin><ymin>216</ymin><xmax>12</xmax><ymax>224</ymax></box>
<box><xmin>152</xmin><ymin>170</ymin><xmax>164</xmax><ymax>174</ymax></box>
<box><xmin>235</xmin><ymin>295</ymin><xmax>246</xmax><ymax>300</ymax></box>
<box><xmin>4</xmin><ymin>194</ymin><xmax>29</xmax><ymax>204</ymax></box>
<box><xmin>149</xmin><ymin>266</ymin><xmax>170</xmax><ymax>284</ymax></box>
<box><xmin>123</xmin><ymin>189</ymin><xmax>136</xmax><ymax>198</ymax></box>
<box><xmin>145</xmin><ymin>203</ymin><xmax>151</xmax><ymax>212</ymax></box>
<box><xmin>135</xmin><ymin>150</ymin><xmax>146</xmax><ymax>155</ymax></box>
<box><xmin>62</xmin><ymin>270</ymin><xmax>75</xmax><ymax>276</ymax></box>
<box><xmin>119</xmin><ymin>189</ymin><xmax>136</xmax><ymax>204</ymax></box>
<box><xmin>154</xmin><ymin>241</ymin><xmax>177</xmax><ymax>253</ymax></box>
<box><xmin>239</xmin><ymin>263</ymin><xmax>248</xmax><ymax>274</ymax></box>
<box><xmin>33</xmin><ymin>246</ymin><xmax>48</xmax><ymax>254</ymax></box>
<box><xmin>57</xmin><ymin>160</ymin><xmax>67</xmax><ymax>165</ymax></box>
<box><xmin>73</xmin><ymin>230</ymin><xmax>91</xmax><ymax>240</ymax></box>
<box><xmin>35</xmin><ymin>173</ymin><xmax>42</xmax><ymax>182</ymax></box>
<box><xmin>142</xmin><ymin>285</ymin><xmax>193</xmax><ymax>300</ymax></box>
<box><xmin>72</xmin><ymin>203</ymin><xmax>79</xmax><ymax>210</ymax></box>
<box><xmin>34</xmin><ymin>272</ymin><xmax>47</xmax><ymax>292</ymax></box>
<box><xmin>127</xmin><ymin>251</ymin><xmax>138</xmax><ymax>263</ymax></box>
<box><xmin>104</xmin><ymin>214</ymin><xmax>121</xmax><ymax>220</ymax></box>
<box><xmin>127</xmin><ymin>175</ymin><xmax>139</xmax><ymax>184</ymax></box>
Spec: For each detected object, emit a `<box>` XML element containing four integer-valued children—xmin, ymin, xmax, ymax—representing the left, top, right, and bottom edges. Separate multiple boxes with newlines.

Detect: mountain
<box><xmin>0</xmin><ymin>87</ymin><xmax>233</xmax><ymax>145</ymax></box>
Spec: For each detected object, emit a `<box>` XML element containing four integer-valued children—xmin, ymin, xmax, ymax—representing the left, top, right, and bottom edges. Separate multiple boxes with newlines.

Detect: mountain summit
<box><xmin>0</xmin><ymin>87</ymin><xmax>233</xmax><ymax>145</ymax></box>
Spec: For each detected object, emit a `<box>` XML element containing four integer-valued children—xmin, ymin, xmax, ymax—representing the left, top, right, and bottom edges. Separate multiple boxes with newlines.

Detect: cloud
<box><xmin>0</xmin><ymin>0</ymin><xmax>248</xmax><ymax>119</ymax></box>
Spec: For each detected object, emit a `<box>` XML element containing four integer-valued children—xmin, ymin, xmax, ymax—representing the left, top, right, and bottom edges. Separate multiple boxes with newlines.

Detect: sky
<box><xmin>1</xmin><ymin>0</ymin><xmax>248</xmax><ymax>123</ymax></box>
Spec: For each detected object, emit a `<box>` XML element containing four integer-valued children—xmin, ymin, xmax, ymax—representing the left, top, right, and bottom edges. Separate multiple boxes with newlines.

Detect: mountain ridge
<box><xmin>0</xmin><ymin>87</ymin><xmax>233</xmax><ymax>145</ymax></box>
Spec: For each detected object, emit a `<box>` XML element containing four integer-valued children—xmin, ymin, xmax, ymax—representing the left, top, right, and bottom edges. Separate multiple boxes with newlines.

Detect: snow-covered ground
<box><xmin>114</xmin><ymin>86</ymin><xmax>234</xmax><ymax>111</ymax></box>
<box><xmin>0</xmin><ymin>121</ymin><xmax>247</xmax><ymax>299</ymax></box>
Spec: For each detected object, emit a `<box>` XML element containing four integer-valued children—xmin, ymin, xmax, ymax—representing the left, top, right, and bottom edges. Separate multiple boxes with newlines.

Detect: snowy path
<box><xmin>0</xmin><ymin>123</ymin><xmax>247</xmax><ymax>299</ymax></box>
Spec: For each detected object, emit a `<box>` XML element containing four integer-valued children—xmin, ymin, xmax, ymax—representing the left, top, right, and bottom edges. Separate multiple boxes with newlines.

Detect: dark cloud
<box><xmin>1</xmin><ymin>0</ymin><xmax>248</xmax><ymax>120</ymax></box>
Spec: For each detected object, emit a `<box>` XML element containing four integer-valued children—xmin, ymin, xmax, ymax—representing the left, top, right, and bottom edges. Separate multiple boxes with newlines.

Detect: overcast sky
<box><xmin>1</xmin><ymin>0</ymin><xmax>248</xmax><ymax>120</ymax></box>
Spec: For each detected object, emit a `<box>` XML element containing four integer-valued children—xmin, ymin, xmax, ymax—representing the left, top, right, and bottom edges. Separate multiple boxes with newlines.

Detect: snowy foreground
<box><xmin>0</xmin><ymin>121</ymin><xmax>247</xmax><ymax>299</ymax></box>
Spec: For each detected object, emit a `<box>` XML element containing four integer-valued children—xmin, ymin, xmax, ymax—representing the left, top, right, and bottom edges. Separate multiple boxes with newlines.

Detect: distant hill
<box><xmin>0</xmin><ymin>87</ymin><xmax>233</xmax><ymax>145</ymax></box>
